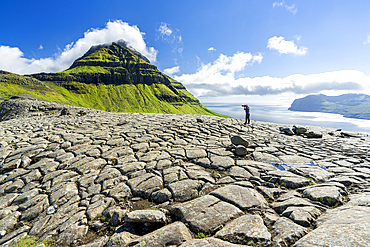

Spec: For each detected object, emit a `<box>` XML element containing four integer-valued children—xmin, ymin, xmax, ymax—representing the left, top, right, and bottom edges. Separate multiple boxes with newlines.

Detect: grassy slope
<box><xmin>45</xmin><ymin>80</ymin><xmax>223</xmax><ymax>116</ymax></box>
<box><xmin>0</xmin><ymin>72</ymin><xmax>71</xmax><ymax>104</ymax></box>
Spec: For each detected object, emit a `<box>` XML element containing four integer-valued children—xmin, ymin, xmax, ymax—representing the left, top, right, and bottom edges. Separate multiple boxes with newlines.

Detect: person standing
<box><xmin>243</xmin><ymin>104</ymin><xmax>250</xmax><ymax>124</ymax></box>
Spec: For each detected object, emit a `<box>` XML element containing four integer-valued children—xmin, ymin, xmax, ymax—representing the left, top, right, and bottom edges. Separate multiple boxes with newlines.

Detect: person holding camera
<box><xmin>243</xmin><ymin>104</ymin><xmax>250</xmax><ymax>124</ymax></box>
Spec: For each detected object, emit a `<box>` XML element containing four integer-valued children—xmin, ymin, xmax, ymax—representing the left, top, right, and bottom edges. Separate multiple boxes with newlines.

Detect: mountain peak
<box><xmin>70</xmin><ymin>40</ymin><xmax>150</xmax><ymax>69</ymax></box>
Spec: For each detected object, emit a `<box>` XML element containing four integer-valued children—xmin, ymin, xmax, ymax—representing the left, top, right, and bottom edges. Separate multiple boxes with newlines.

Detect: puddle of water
<box><xmin>271</xmin><ymin>162</ymin><xmax>328</xmax><ymax>171</ymax></box>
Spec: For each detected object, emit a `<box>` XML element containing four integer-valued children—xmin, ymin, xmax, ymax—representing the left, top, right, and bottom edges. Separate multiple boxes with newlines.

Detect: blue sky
<box><xmin>2</xmin><ymin>0</ymin><xmax>370</xmax><ymax>101</ymax></box>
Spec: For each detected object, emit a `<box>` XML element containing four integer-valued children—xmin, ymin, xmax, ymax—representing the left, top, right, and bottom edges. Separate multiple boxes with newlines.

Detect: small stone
<box><xmin>47</xmin><ymin>205</ymin><xmax>55</xmax><ymax>214</ymax></box>
<box><xmin>230</xmin><ymin>136</ymin><xmax>249</xmax><ymax>147</ymax></box>
<box><xmin>60</xmin><ymin>108</ymin><xmax>71</xmax><ymax>116</ymax></box>
<box><xmin>234</xmin><ymin>145</ymin><xmax>248</xmax><ymax>156</ymax></box>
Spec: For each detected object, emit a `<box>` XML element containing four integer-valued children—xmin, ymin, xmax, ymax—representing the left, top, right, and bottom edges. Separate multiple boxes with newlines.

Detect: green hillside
<box><xmin>0</xmin><ymin>42</ymin><xmax>225</xmax><ymax>117</ymax></box>
<box><xmin>289</xmin><ymin>94</ymin><xmax>370</xmax><ymax>120</ymax></box>
<box><xmin>0</xmin><ymin>71</ymin><xmax>71</xmax><ymax>104</ymax></box>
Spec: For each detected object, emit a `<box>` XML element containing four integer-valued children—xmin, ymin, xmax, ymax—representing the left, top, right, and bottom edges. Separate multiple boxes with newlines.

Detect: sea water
<box><xmin>202</xmin><ymin>102</ymin><xmax>370</xmax><ymax>135</ymax></box>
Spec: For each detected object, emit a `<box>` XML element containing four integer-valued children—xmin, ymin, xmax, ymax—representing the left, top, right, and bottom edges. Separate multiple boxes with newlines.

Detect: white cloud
<box><xmin>158</xmin><ymin>23</ymin><xmax>172</xmax><ymax>36</ymax></box>
<box><xmin>267</xmin><ymin>36</ymin><xmax>307</xmax><ymax>55</ymax></box>
<box><xmin>285</xmin><ymin>4</ymin><xmax>298</xmax><ymax>15</ymax></box>
<box><xmin>0</xmin><ymin>20</ymin><xmax>158</xmax><ymax>75</ymax></box>
<box><xmin>156</xmin><ymin>22</ymin><xmax>184</xmax><ymax>55</ymax></box>
<box><xmin>164</xmin><ymin>66</ymin><xmax>180</xmax><ymax>76</ymax></box>
<box><xmin>175</xmin><ymin>65</ymin><xmax>370</xmax><ymax>98</ymax></box>
<box><xmin>38</xmin><ymin>45</ymin><xmax>43</xmax><ymax>50</ymax></box>
<box><xmin>273</xmin><ymin>1</ymin><xmax>297</xmax><ymax>15</ymax></box>
<box><xmin>174</xmin><ymin>51</ymin><xmax>263</xmax><ymax>97</ymax></box>
<box><xmin>208</xmin><ymin>47</ymin><xmax>216</xmax><ymax>51</ymax></box>
<box><xmin>273</xmin><ymin>2</ymin><xmax>283</xmax><ymax>7</ymax></box>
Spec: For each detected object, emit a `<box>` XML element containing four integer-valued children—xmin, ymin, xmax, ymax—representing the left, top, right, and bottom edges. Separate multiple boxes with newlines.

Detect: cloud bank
<box><xmin>174</xmin><ymin>52</ymin><xmax>369</xmax><ymax>97</ymax></box>
<box><xmin>0</xmin><ymin>20</ymin><xmax>158</xmax><ymax>75</ymax></box>
<box><xmin>267</xmin><ymin>36</ymin><xmax>307</xmax><ymax>55</ymax></box>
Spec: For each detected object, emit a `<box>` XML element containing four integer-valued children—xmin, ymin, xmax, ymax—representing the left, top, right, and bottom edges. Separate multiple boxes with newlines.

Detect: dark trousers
<box><xmin>245</xmin><ymin>114</ymin><xmax>250</xmax><ymax>124</ymax></box>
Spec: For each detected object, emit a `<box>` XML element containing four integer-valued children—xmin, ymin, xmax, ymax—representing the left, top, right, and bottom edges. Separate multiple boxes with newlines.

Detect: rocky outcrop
<box><xmin>0</xmin><ymin>103</ymin><xmax>370</xmax><ymax>246</ymax></box>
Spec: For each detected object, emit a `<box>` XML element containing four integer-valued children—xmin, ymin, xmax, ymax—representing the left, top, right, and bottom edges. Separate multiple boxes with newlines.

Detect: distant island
<box><xmin>289</xmin><ymin>93</ymin><xmax>370</xmax><ymax>120</ymax></box>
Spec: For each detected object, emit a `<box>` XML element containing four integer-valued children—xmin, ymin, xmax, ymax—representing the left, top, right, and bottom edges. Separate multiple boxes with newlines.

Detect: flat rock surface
<box><xmin>214</xmin><ymin>214</ymin><xmax>271</xmax><ymax>245</ymax></box>
<box><xmin>172</xmin><ymin>195</ymin><xmax>243</xmax><ymax>234</ymax></box>
<box><xmin>0</xmin><ymin>101</ymin><xmax>370</xmax><ymax>246</ymax></box>
<box><xmin>210</xmin><ymin>184</ymin><xmax>268</xmax><ymax>212</ymax></box>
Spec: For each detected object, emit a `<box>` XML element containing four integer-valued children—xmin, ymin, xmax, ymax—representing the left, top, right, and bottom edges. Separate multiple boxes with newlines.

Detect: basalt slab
<box><xmin>124</xmin><ymin>222</ymin><xmax>192</xmax><ymax>247</ymax></box>
<box><xmin>172</xmin><ymin>195</ymin><xmax>243</xmax><ymax>234</ymax></box>
<box><xmin>293</xmin><ymin>205</ymin><xmax>370</xmax><ymax>247</ymax></box>
<box><xmin>210</xmin><ymin>184</ymin><xmax>268</xmax><ymax>212</ymax></box>
<box><xmin>214</xmin><ymin>214</ymin><xmax>271</xmax><ymax>245</ymax></box>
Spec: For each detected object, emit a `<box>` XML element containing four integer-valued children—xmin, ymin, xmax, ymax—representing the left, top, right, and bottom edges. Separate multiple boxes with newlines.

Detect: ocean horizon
<box><xmin>203</xmin><ymin>102</ymin><xmax>370</xmax><ymax>135</ymax></box>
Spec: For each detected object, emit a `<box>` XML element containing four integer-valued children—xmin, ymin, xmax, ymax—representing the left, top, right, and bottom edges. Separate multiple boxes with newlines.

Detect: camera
<box><xmin>242</xmin><ymin>105</ymin><xmax>247</xmax><ymax>107</ymax></box>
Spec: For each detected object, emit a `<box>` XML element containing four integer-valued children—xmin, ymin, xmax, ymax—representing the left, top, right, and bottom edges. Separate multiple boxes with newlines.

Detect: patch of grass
<box><xmin>10</xmin><ymin>235</ymin><xmax>53</xmax><ymax>247</ymax></box>
<box><xmin>195</xmin><ymin>232</ymin><xmax>208</xmax><ymax>239</ymax></box>
<box><xmin>265</xmin><ymin>197</ymin><xmax>273</xmax><ymax>203</ymax></box>
<box><xmin>98</xmin><ymin>214</ymin><xmax>110</xmax><ymax>222</ymax></box>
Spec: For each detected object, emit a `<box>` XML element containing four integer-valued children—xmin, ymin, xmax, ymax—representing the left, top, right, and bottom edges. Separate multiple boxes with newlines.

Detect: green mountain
<box><xmin>289</xmin><ymin>93</ymin><xmax>370</xmax><ymax>120</ymax></box>
<box><xmin>0</xmin><ymin>41</ymin><xmax>224</xmax><ymax>117</ymax></box>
